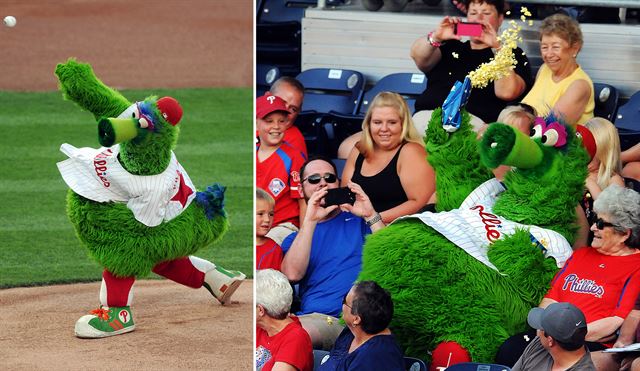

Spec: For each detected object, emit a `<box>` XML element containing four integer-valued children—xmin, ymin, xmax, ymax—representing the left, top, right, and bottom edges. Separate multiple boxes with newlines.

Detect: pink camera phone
<box><xmin>455</xmin><ymin>22</ymin><xmax>483</xmax><ymax>37</ymax></box>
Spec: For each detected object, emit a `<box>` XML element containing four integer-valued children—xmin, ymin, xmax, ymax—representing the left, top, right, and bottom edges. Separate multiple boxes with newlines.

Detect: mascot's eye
<box><xmin>530</xmin><ymin>124</ymin><xmax>543</xmax><ymax>139</ymax></box>
<box><xmin>117</xmin><ymin>103</ymin><xmax>140</xmax><ymax>120</ymax></box>
<box><xmin>541</xmin><ymin>129</ymin><xmax>560</xmax><ymax>147</ymax></box>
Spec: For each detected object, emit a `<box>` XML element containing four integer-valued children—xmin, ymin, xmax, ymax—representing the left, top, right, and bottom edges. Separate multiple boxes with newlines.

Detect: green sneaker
<box><xmin>75</xmin><ymin>306</ymin><xmax>135</xmax><ymax>338</ymax></box>
<box><xmin>203</xmin><ymin>266</ymin><xmax>246</xmax><ymax>305</ymax></box>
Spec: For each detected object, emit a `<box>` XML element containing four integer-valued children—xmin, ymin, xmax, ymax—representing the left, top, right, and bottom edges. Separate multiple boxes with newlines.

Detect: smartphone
<box><xmin>455</xmin><ymin>22</ymin><xmax>483</xmax><ymax>37</ymax></box>
<box><xmin>324</xmin><ymin>187</ymin><xmax>356</xmax><ymax>206</ymax></box>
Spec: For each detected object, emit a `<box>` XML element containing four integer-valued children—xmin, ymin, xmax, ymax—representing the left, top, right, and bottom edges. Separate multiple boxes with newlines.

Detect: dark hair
<box><xmin>299</xmin><ymin>155</ymin><xmax>338</xmax><ymax>180</ymax></box>
<box><xmin>544</xmin><ymin>328</ymin><xmax>588</xmax><ymax>351</ymax></box>
<box><xmin>464</xmin><ymin>0</ymin><xmax>506</xmax><ymax>14</ymax></box>
<box><xmin>350</xmin><ymin>281</ymin><xmax>394</xmax><ymax>335</ymax></box>
<box><xmin>270</xmin><ymin>76</ymin><xmax>305</xmax><ymax>96</ymax></box>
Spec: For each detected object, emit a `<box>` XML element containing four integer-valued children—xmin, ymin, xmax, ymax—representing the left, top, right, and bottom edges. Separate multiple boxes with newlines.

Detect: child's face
<box><xmin>257</xmin><ymin>112</ymin><xmax>288</xmax><ymax>147</ymax></box>
<box><xmin>256</xmin><ymin>198</ymin><xmax>274</xmax><ymax>238</ymax></box>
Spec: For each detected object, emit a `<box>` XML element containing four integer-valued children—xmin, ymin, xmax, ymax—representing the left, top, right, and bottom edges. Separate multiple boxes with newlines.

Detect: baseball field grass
<box><xmin>0</xmin><ymin>88</ymin><xmax>253</xmax><ymax>288</ymax></box>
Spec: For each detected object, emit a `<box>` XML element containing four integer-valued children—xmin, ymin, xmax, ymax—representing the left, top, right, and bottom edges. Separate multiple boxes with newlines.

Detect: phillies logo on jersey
<box><xmin>269</xmin><ymin>178</ymin><xmax>286</xmax><ymax>196</ymax></box>
<box><xmin>562</xmin><ymin>273</ymin><xmax>605</xmax><ymax>298</ymax></box>
<box><xmin>470</xmin><ymin>204</ymin><xmax>502</xmax><ymax>242</ymax></box>
<box><xmin>93</xmin><ymin>148</ymin><xmax>113</xmax><ymax>188</ymax></box>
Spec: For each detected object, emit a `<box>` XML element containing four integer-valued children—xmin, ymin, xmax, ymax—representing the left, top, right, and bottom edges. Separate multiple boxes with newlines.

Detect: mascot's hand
<box><xmin>305</xmin><ymin>188</ymin><xmax>339</xmax><ymax>223</ymax></box>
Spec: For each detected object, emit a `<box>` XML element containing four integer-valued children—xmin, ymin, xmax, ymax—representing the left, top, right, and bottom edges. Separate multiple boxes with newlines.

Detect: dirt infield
<box><xmin>0</xmin><ymin>0</ymin><xmax>253</xmax><ymax>369</ymax></box>
<box><xmin>0</xmin><ymin>280</ymin><xmax>253</xmax><ymax>371</ymax></box>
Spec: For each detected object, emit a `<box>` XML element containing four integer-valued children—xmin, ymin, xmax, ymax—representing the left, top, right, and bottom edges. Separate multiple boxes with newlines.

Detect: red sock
<box><xmin>152</xmin><ymin>257</ymin><xmax>205</xmax><ymax>288</ymax></box>
<box><xmin>101</xmin><ymin>270</ymin><xmax>135</xmax><ymax>307</ymax></box>
<box><xmin>430</xmin><ymin>341</ymin><xmax>472</xmax><ymax>371</ymax></box>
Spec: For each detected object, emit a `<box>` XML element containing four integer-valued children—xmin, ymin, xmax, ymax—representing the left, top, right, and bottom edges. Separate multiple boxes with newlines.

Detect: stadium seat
<box><xmin>333</xmin><ymin>158</ymin><xmax>346</xmax><ymax>179</ymax></box>
<box><xmin>614</xmin><ymin>90</ymin><xmax>640</xmax><ymax>151</ymax></box>
<box><xmin>593</xmin><ymin>82</ymin><xmax>619</xmax><ymax>121</ymax></box>
<box><xmin>405</xmin><ymin>356</ymin><xmax>428</xmax><ymax>371</ymax></box>
<box><xmin>296</xmin><ymin>68</ymin><xmax>366</xmax><ymax>116</ymax></box>
<box><xmin>258</xmin><ymin>0</ymin><xmax>316</xmax><ymax>24</ymax></box>
<box><xmin>256</xmin><ymin>64</ymin><xmax>281</xmax><ymax>97</ymax></box>
<box><xmin>445</xmin><ymin>362</ymin><xmax>512</xmax><ymax>371</ymax></box>
<box><xmin>313</xmin><ymin>349</ymin><xmax>330</xmax><ymax>370</ymax></box>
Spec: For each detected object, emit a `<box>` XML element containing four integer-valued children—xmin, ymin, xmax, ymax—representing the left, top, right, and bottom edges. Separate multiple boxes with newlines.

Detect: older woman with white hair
<box><xmin>256</xmin><ymin>269</ymin><xmax>313</xmax><ymax>371</ymax></box>
<box><xmin>497</xmin><ymin>185</ymin><xmax>640</xmax><ymax>366</ymax></box>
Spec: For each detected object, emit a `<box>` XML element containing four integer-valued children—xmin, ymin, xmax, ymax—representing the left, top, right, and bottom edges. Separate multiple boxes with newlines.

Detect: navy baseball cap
<box><xmin>527</xmin><ymin>302</ymin><xmax>587</xmax><ymax>344</ymax></box>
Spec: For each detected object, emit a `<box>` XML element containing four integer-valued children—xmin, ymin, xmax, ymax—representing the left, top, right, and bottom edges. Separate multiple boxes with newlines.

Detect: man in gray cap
<box><xmin>512</xmin><ymin>302</ymin><xmax>596</xmax><ymax>371</ymax></box>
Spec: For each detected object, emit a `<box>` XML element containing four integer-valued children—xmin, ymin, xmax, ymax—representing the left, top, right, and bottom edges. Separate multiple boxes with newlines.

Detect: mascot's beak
<box><xmin>98</xmin><ymin>117</ymin><xmax>140</xmax><ymax>147</ymax></box>
<box><xmin>480</xmin><ymin>123</ymin><xmax>543</xmax><ymax>169</ymax></box>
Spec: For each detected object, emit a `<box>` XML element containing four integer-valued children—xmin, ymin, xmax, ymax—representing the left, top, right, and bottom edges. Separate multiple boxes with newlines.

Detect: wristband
<box><xmin>365</xmin><ymin>213</ymin><xmax>382</xmax><ymax>227</ymax></box>
<box><xmin>427</xmin><ymin>31</ymin><xmax>442</xmax><ymax>48</ymax></box>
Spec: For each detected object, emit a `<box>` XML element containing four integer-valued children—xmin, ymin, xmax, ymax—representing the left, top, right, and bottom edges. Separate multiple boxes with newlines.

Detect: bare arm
<box><xmin>341</xmin><ymin>181</ymin><xmax>385</xmax><ymax>233</ymax></box>
<box><xmin>621</xmin><ymin>143</ymin><xmax>640</xmax><ymax>164</ymax></box>
<box><xmin>552</xmin><ymin>79</ymin><xmax>591</xmax><ymax>126</ymax></box>
<box><xmin>614</xmin><ymin>309</ymin><xmax>640</xmax><ymax>347</ymax></box>
<box><xmin>340</xmin><ymin>147</ymin><xmax>359</xmax><ymax>187</ymax></box>
<box><xmin>298</xmin><ymin>198</ymin><xmax>307</xmax><ymax>228</ymax></box>
<box><xmin>586</xmin><ymin>172</ymin><xmax>625</xmax><ymax>200</ymax></box>
<box><xmin>410</xmin><ymin>16</ymin><xmax>460</xmax><ymax>74</ymax></box>
<box><xmin>586</xmin><ymin>316</ymin><xmax>624</xmax><ymax>342</ymax></box>
<box><xmin>539</xmin><ymin>297</ymin><xmax>557</xmax><ymax>308</ymax></box>
<box><xmin>379</xmin><ymin>143</ymin><xmax>435</xmax><ymax>223</ymax></box>
<box><xmin>573</xmin><ymin>205</ymin><xmax>589</xmax><ymax>249</ymax></box>
<box><xmin>281</xmin><ymin>189</ymin><xmax>338</xmax><ymax>282</ymax></box>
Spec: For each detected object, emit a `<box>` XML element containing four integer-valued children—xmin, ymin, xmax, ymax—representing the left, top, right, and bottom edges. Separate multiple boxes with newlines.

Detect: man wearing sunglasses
<box><xmin>280</xmin><ymin>156</ymin><xmax>385</xmax><ymax>350</ymax></box>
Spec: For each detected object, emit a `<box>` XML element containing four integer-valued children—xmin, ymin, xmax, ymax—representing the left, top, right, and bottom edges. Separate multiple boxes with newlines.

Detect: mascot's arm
<box><xmin>55</xmin><ymin>59</ymin><xmax>131</xmax><ymax>120</ymax></box>
<box><xmin>487</xmin><ymin>229</ymin><xmax>558</xmax><ymax>306</ymax></box>
<box><xmin>425</xmin><ymin>108</ymin><xmax>493</xmax><ymax>211</ymax></box>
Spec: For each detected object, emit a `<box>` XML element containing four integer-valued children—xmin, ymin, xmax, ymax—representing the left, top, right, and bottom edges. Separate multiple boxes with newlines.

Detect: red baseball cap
<box><xmin>157</xmin><ymin>96</ymin><xmax>183</xmax><ymax>126</ymax></box>
<box><xmin>575</xmin><ymin>124</ymin><xmax>597</xmax><ymax>161</ymax></box>
<box><xmin>256</xmin><ymin>95</ymin><xmax>289</xmax><ymax>119</ymax></box>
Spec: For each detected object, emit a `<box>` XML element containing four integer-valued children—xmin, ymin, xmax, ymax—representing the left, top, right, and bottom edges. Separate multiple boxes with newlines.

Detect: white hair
<box><xmin>256</xmin><ymin>269</ymin><xmax>293</xmax><ymax>319</ymax></box>
<box><xmin>593</xmin><ymin>185</ymin><xmax>640</xmax><ymax>248</ymax></box>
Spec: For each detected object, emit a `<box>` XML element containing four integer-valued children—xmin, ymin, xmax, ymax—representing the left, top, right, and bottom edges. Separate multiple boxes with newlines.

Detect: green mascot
<box><xmin>358</xmin><ymin>101</ymin><xmax>590</xmax><ymax>368</ymax></box>
<box><xmin>55</xmin><ymin>59</ymin><xmax>245</xmax><ymax>339</ymax></box>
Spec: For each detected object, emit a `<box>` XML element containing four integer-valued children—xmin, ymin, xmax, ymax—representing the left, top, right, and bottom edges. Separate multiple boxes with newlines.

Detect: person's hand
<box><xmin>433</xmin><ymin>16</ymin><xmax>462</xmax><ymax>43</ymax></box>
<box><xmin>305</xmin><ymin>188</ymin><xmax>338</xmax><ymax>223</ymax></box>
<box><xmin>340</xmin><ymin>182</ymin><xmax>376</xmax><ymax>220</ymax></box>
<box><xmin>476</xmin><ymin>20</ymin><xmax>500</xmax><ymax>49</ymax></box>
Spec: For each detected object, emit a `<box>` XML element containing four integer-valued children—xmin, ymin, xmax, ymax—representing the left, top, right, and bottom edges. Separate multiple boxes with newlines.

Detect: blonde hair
<box><xmin>360</xmin><ymin>92</ymin><xmax>423</xmax><ymax>157</ymax></box>
<box><xmin>539</xmin><ymin>13</ymin><xmax>583</xmax><ymax>50</ymax></box>
<box><xmin>497</xmin><ymin>105</ymin><xmax>536</xmax><ymax>133</ymax></box>
<box><xmin>584</xmin><ymin>117</ymin><xmax>622</xmax><ymax>190</ymax></box>
<box><xmin>256</xmin><ymin>188</ymin><xmax>275</xmax><ymax>208</ymax></box>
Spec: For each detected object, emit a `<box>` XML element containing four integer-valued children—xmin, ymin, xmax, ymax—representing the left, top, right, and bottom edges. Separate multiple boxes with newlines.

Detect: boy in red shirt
<box><xmin>256</xmin><ymin>95</ymin><xmax>306</xmax><ymax>245</ymax></box>
<box><xmin>256</xmin><ymin>188</ymin><xmax>283</xmax><ymax>270</ymax></box>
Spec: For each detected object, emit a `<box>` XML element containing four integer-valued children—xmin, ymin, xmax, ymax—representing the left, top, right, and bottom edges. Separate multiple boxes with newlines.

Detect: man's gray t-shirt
<box><xmin>512</xmin><ymin>337</ymin><xmax>596</xmax><ymax>371</ymax></box>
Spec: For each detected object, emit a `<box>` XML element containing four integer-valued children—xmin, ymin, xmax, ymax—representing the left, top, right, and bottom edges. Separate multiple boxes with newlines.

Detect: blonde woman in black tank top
<box><xmin>341</xmin><ymin>92</ymin><xmax>435</xmax><ymax>225</ymax></box>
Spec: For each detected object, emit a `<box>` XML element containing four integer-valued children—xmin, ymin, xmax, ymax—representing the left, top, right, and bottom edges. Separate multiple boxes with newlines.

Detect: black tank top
<box><xmin>351</xmin><ymin>143</ymin><xmax>408</xmax><ymax>213</ymax></box>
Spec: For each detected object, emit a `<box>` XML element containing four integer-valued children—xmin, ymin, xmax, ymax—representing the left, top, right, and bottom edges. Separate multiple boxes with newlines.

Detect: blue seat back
<box><xmin>593</xmin><ymin>82</ymin><xmax>619</xmax><ymax>121</ymax></box>
<box><xmin>614</xmin><ymin>90</ymin><xmax>640</xmax><ymax>151</ymax></box>
<box><xmin>358</xmin><ymin>72</ymin><xmax>427</xmax><ymax>116</ymax></box>
<box><xmin>296</xmin><ymin>68</ymin><xmax>366</xmax><ymax>115</ymax></box>
<box><xmin>404</xmin><ymin>356</ymin><xmax>428</xmax><ymax>371</ymax></box>
<box><xmin>256</xmin><ymin>64</ymin><xmax>281</xmax><ymax>97</ymax></box>
<box><xmin>258</xmin><ymin>0</ymin><xmax>317</xmax><ymax>24</ymax></box>
<box><xmin>445</xmin><ymin>362</ymin><xmax>512</xmax><ymax>371</ymax></box>
<box><xmin>313</xmin><ymin>349</ymin><xmax>330</xmax><ymax>370</ymax></box>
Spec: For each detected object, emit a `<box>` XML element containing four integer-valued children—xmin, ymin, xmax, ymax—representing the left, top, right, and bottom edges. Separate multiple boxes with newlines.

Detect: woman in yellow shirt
<box><xmin>522</xmin><ymin>14</ymin><xmax>594</xmax><ymax>127</ymax></box>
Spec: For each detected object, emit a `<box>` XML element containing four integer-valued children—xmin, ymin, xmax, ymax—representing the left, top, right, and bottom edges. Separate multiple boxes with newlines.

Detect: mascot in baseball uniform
<box><xmin>358</xmin><ymin>91</ymin><xmax>592</xmax><ymax>368</ymax></box>
<box><xmin>55</xmin><ymin>59</ymin><xmax>245</xmax><ymax>338</ymax></box>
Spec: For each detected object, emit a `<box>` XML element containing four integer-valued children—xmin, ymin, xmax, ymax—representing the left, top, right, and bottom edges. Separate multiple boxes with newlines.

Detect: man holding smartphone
<box><xmin>411</xmin><ymin>0</ymin><xmax>533</xmax><ymax>125</ymax></box>
<box><xmin>280</xmin><ymin>156</ymin><xmax>385</xmax><ymax>349</ymax></box>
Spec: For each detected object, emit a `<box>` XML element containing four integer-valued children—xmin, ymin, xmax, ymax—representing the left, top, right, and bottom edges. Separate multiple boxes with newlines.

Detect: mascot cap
<box><xmin>575</xmin><ymin>125</ymin><xmax>597</xmax><ymax>161</ymax></box>
<box><xmin>256</xmin><ymin>95</ymin><xmax>289</xmax><ymax>119</ymax></box>
<box><xmin>157</xmin><ymin>96</ymin><xmax>183</xmax><ymax>126</ymax></box>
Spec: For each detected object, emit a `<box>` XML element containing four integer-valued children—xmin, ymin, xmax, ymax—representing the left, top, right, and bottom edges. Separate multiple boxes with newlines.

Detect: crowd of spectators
<box><xmin>255</xmin><ymin>0</ymin><xmax>640</xmax><ymax>369</ymax></box>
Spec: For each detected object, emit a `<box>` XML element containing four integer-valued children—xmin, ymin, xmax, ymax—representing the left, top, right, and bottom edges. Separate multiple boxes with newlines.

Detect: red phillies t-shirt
<box><xmin>283</xmin><ymin>126</ymin><xmax>308</xmax><ymax>159</ymax></box>
<box><xmin>256</xmin><ymin>316</ymin><xmax>313</xmax><ymax>371</ymax></box>
<box><xmin>256</xmin><ymin>238</ymin><xmax>283</xmax><ymax>270</ymax></box>
<box><xmin>546</xmin><ymin>247</ymin><xmax>640</xmax><ymax>323</ymax></box>
<box><xmin>256</xmin><ymin>142</ymin><xmax>305</xmax><ymax>227</ymax></box>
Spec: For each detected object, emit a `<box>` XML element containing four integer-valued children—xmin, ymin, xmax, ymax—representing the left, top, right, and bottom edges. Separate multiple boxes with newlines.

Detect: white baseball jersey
<box><xmin>57</xmin><ymin>143</ymin><xmax>196</xmax><ymax>227</ymax></box>
<box><xmin>398</xmin><ymin>178</ymin><xmax>573</xmax><ymax>273</ymax></box>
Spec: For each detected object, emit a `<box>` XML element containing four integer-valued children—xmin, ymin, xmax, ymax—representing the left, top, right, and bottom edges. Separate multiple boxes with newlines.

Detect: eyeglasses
<box><xmin>303</xmin><ymin>173</ymin><xmax>337</xmax><ymax>185</ymax></box>
<box><xmin>595</xmin><ymin>217</ymin><xmax>619</xmax><ymax>230</ymax></box>
<box><xmin>342</xmin><ymin>294</ymin><xmax>352</xmax><ymax>309</ymax></box>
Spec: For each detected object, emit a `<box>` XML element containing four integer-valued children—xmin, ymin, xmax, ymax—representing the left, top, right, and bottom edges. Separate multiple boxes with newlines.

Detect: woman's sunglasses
<box><xmin>303</xmin><ymin>173</ymin><xmax>337</xmax><ymax>185</ymax></box>
<box><xmin>595</xmin><ymin>217</ymin><xmax>619</xmax><ymax>230</ymax></box>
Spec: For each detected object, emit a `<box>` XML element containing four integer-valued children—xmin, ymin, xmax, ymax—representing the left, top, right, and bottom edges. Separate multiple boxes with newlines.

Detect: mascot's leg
<box><xmin>430</xmin><ymin>342</ymin><xmax>472</xmax><ymax>371</ymax></box>
<box><xmin>152</xmin><ymin>256</ymin><xmax>245</xmax><ymax>305</ymax></box>
<box><xmin>74</xmin><ymin>270</ymin><xmax>136</xmax><ymax>339</ymax></box>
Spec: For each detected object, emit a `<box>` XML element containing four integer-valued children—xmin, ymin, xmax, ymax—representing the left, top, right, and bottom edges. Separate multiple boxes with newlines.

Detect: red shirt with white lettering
<box><xmin>256</xmin><ymin>142</ymin><xmax>305</xmax><ymax>227</ymax></box>
<box><xmin>545</xmin><ymin>247</ymin><xmax>640</xmax><ymax>323</ymax></box>
<box><xmin>256</xmin><ymin>238</ymin><xmax>283</xmax><ymax>270</ymax></box>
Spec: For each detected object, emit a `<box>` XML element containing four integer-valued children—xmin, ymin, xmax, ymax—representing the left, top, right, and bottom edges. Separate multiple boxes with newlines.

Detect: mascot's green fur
<box><xmin>56</xmin><ymin>59</ymin><xmax>228</xmax><ymax>277</ymax></box>
<box><xmin>358</xmin><ymin>108</ymin><xmax>589</xmax><ymax>363</ymax></box>
<box><xmin>56</xmin><ymin>59</ymin><xmax>244</xmax><ymax>338</ymax></box>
